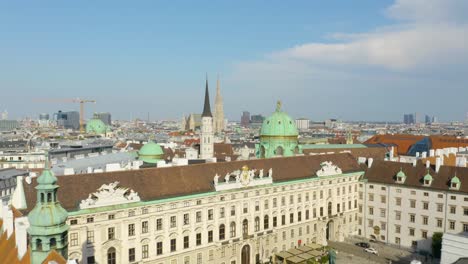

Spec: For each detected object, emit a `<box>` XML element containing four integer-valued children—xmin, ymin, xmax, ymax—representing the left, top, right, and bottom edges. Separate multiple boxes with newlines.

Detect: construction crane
<box><xmin>33</xmin><ymin>98</ymin><xmax>96</xmax><ymax>133</ymax></box>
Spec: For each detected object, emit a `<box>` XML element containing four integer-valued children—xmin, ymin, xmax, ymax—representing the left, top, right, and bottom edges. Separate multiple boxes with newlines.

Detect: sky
<box><xmin>1</xmin><ymin>0</ymin><xmax>467</xmax><ymax>122</ymax></box>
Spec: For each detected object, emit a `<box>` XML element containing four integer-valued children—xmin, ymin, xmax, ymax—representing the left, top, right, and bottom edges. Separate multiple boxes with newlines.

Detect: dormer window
<box><xmin>450</xmin><ymin>175</ymin><xmax>461</xmax><ymax>190</ymax></box>
<box><xmin>396</xmin><ymin>168</ymin><xmax>406</xmax><ymax>184</ymax></box>
<box><xmin>423</xmin><ymin>170</ymin><xmax>433</xmax><ymax>187</ymax></box>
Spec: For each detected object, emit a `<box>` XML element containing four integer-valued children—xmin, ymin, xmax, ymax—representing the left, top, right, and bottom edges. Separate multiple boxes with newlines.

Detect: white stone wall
<box><xmin>66</xmin><ymin>173</ymin><xmax>361</xmax><ymax>264</ymax></box>
<box><xmin>441</xmin><ymin>233</ymin><xmax>468</xmax><ymax>264</ymax></box>
<box><xmin>359</xmin><ymin>181</ymin><xmax>468</xmax><ymax>253</ymax></box>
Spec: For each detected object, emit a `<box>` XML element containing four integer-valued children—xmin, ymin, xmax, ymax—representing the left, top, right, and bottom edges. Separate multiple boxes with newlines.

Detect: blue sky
<box><xmin>1</xmin><ymin>0</ymin><xmax>467</xmax><ymax>122</ymax></box>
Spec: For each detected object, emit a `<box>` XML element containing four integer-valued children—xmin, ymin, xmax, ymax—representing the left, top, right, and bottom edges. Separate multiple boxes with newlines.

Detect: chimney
<box><xmin>435</xmin><ymin>157</ymin><xmax>441</xmax><ymax>173</ymax></box>
<box><xmin>426</xmin><ymin>160</ymin><xmax>430</xmax><ymax>168</ymax></box>
<box><xmin>412</xmin><ymin>159</ymin><xmax>417</xmax><ymax>167</ymax></box>
<box><xmin>429</xmin><ymin>149</ymin><xmax>435</xmax><ymax>157</ymax></box>
<box><xmin>415</xmin><ymin>152</ymin><xmax>420</xmax><ymax>158</ymax></box>
<box><xmin>368</xmin><ymin>158</ymin><xmax>374</xmax><ymax>168</ymax></box>
<box><xmin>422</xmin><ymin>152</ymin><xmax>427</xmax><ymax>158</ymax></box>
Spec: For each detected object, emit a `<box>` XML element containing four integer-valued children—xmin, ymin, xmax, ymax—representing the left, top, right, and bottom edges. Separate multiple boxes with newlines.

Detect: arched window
<box><xmin>274</xmin><ymin>146</ymin><xmax>284</xmax><ymax>156</ymax></box>
<box><xmin>50</xmin><ymin>238</ymin><xmax>56</xmax><ymax>249</ymax></box>
<box><xmin>242</xmin><ymin>219</ymin><xmax>249</xmax><ymax>236</ymax></box>
<box><xmin>260</xmin><ymin>146</ymin><xmax>266</xmax><ymax>158</ymax></box>
<box><xmin>47</xmin><ymin>193</ymin><xmax>52</xmax><ymax>203</ymax></box>
<box><xmin>107</xmin><ymin>247</ymin><xmax>116</xmax><ymax>264</ymax></box>
<box><xmin>255</xmin><ymin>217</ymin><xmax>260</xmax><ymax>232</ymax></box>
<box><xmin>219</xmin><ymin>224</ymin><xmax>225</xmax><ymax>240</ymax></box>
<box><xmin>328</xmin><ymin>202</ymin><xmax>332</xmax><ymax>216</ymax></box>
<box><xmin>40</xmin><ymin>193</ymin><xmax>44</xmax><ymax>203</ymax></box>
<box><xmin>264</xmin><ymin>215</ymin><xmax>269</xmax><ymax>230</ymax></box>
<box><xmin>36</xmin><ymin>239</ymin><xmax>42</xmax><ymax>251</ymax></box>
<box><xmin>230</xmin><ymin>222</ymin><xmax>236</xmax><ymax>238</ymax></box>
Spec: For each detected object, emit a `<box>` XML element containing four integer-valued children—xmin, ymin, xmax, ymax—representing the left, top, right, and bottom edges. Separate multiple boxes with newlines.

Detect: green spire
<box><xmin>28</xmin><ymin>151</ymin><xmax>69</xmax><ymax>264</ymax></box>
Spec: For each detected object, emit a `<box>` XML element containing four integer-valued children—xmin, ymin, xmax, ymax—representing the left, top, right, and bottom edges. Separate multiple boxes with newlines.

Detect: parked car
<box><xmin>364</xmin><ymin>247</ymin><xmax>378</xmax><ymax>255</ymax></box>
<box><xmin>355</xmin><ymin>242</ymin><xmax>370</xmax><ymax>248</ymax></box>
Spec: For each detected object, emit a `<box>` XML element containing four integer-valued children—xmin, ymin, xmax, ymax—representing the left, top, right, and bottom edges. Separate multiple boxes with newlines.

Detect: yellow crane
<box><xmin>33</xmin><ymin>98</ymin><xmax>96</xmax><ymax>133</ymax></box>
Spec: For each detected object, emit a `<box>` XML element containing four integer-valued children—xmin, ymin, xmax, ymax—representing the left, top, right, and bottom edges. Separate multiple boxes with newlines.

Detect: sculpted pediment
<box><xmin>316</xmin><ymin>161</ymin><xmax>342</xmax><ymax>177</ymax></box>
<box><xmin>79</xmin><ymin>181</ymin><xmax>141</xmax><ymax>209</ymax></box>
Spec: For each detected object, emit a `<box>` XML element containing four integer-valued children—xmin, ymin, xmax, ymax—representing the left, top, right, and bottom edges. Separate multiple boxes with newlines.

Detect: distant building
<box><xmin>295</xmin><ymin>118</ymin><xmax>310</xmax><ymax>130</ymax></box>
<box><xmin>250</xmin><ymin>114</ymin><xmax>265</xmax><ymax>124</ymax></box>
<box><xmin>213</xmin><ymin>76</ymin><xmax>225</xmax><ymax>134</ymax></box>
<box><xmin>38</xmin><ymin>113</ymin><xmax>50</xmax><ymax>127</ymax></box>
<box><xmin>241</xmin><ymin>111</ymin><xmax>250</xmax><ymax>127</ymax></box>
<box><xmin>95</xmin><ymin>112</ymin><xmax>112</xmax><ymax>126</ymax></box>
<box><xmin>0</xmin><ymin>120</ymin><xmax>20</xmax><ymax>131</ymax></box>
<box><xmin>55</xmin><ymin>110</ymin><xmax>80</xmax><ymax>130</ymax></box>
<box><xmin>432</xmin><ymin>116</ymin><xmax>438</xmax><ymax>123</ymax></box>
<box><xmin>403</xmin><ymin>113</ymin><xmax>415</xmax><ymax>124</ymax></box>
<box><xmin>0</xmin><ymin>168</ymin><xmax>28</xmax><ymax>205</ymax></box>
<box><xmin>1</xmin><ymin>110</ymin><xmax>7</xmax><ymax>120</ymax></box>
<box><xmin>425</xmin><ymin>115</ymin><xmax>432</xmax><ymax>124</ymax></box>
<box><xmin>182</xmin><ymin>113</ymin><xmax>202</xmax><ymax>131</ymax></box>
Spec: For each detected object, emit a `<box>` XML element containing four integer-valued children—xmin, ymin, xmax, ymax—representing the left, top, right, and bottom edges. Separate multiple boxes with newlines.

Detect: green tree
<box><xmin>432</xmin><ymin>232</ymin><xmax>443</xmax><ymax>258</ymax></box>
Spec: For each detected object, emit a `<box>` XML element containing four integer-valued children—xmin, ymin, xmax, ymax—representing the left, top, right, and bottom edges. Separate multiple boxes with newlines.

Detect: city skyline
<box><xmin>1</xmin><ymin>0</ymin><xmax>468</xmax><ymax>122</ymax></box>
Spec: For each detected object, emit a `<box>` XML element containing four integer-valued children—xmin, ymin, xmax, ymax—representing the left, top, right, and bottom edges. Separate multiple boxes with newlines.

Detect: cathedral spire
<box><xmin>202</xmin><ymin>75</ymin><xmax>212</xmax><ymax>117</ymax></box>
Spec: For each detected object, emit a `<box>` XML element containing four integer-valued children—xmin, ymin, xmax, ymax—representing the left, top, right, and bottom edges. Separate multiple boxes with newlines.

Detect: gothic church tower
<box><xmin>200</xmin><ymin>76</ymin><xmax>214</xmax><ymax>159</ymax></box>
<box><xmin>213</xmin><ymin>75</ymin><xmax>225</xmax><ymax>134</ymax></box>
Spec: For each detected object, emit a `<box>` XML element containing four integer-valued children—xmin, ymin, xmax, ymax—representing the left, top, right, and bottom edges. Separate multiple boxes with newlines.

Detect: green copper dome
<box><xmin>396</xmin><ymin>168</ymin><xmax>406</xmax><ymax>178</ymax></box>
<box><xmin>257</xmin><ymin>101</ymin><xmax>301</xmax><ymax>158</ymax></box>
<box><xmin>86</xmin><ymin>118</ymin><xmax>107</xmax><ymax>134</ymax></box>
<box><xmin>451</xmin><ymin>175</ymin><xmax>461</xmax><ymax>184</ymax></box>
<box><xmin>260</xmin><ymin>102</ymin><xmax>298</xmax><ymax>137</ymax></box>
<box><xmin>138</xmin><ymin>141</ymin><xmax>164</xmax><ymax>164</ymax></box>
<box><xmin>423</xmin><ymin>171</ymin><xmax>433</xmax><ymax>181</ymax></box>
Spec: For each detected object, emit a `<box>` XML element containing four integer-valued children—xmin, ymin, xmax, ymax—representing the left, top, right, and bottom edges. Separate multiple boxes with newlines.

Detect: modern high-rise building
<box><xmin>250</xmin><ymin>114</ymin><xmax>265</xmax><ymax>124</ymax></box>
<box><xmin>425</xmin><ymin>115</ymin><xmax>431</xmax><ymax>124</ymax></box>
<box><xmin>1</xmin><ymin>110</ymin><xmax>7</xmax><ymax>120</ymax></box>
<box><xmin>241</xmin><ymin>111</ymin><xmax>250</xmax><ymax>127</ymax></box>
<box><xmin>55</xmin><ymin>111</ymin><xmax>80</xmax><ymax>130</ymax></box>
<box><xmin>295</xmin><ymin>118</ymin><xmax>310</xmax><ymax>130</ymax></box>
<box><xmin>403</xmin><ymin>114</ymin><xmax>415</xmax><ymax>125</ymax></box>
<box><xmin>38</xmin><ymin>113</ymin><xmax>50</xmax><ymax>127</ymax></box>
<box><xmin>0</xmin><ymin>120</ymin><xmax>20</xmax><ymax>131</ymax></box>
<box><xmin>95</xmin><ymin>112</ymin><xmax>112</xmax><ymax>126</ymax></box>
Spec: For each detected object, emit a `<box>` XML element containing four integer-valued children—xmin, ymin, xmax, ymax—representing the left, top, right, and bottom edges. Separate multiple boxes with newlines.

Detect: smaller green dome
<box><xmin>28</xmin><ymin>205</ymin><xmax>68</xmax><ymax>228</ymax></box>
<box><xmin>451</xmin><ymin>175</ymin><xmax>461</xmax><ymax>184</ymax></box>
<box><xmin>138</xmin><ymin>141</ymin><xmax>164</xmax><ymax>164</ymax></box>
<box><xmin>260</xmin><ymin>101</ymin><xmax>298</xmax><ymax>137</ymax></box>
<box><xmin>86</xmin><ymin>118</ymin><xmax>107</xmax><ymax>134</ymax></box>
<box><xmin>37</xmin><ymin>169</ymin><xmax>57</xmax><ymax>185</ymax></box>
<box><xmin>423</xmin><ymin>171</ymin><xmax>433</xmax><ymax>181</ymax></box>
<box><xmin>396</xmin><ymin>168</ymin><xmax>406</xmax><ymax>178</ymax></box>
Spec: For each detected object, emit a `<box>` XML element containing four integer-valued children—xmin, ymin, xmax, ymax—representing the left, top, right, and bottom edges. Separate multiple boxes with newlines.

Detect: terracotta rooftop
<box><xmin>364</xmin><ymin>159</ymin><xmax>468</xmax><ymax>193</ymax></box>
<box><xmin>302</xmin><ymin>146</ymin><xmax>388</xmax><ymax>161</ymax></box>
<box><xmin>42</xmin><ymin>249</ymin><xmax>67</xmax><ymax>264</ymax></box>
<box><xmin>22</xmin><ymin>153</ymin><xmax>362</xmax><ymax>213</ymax></box>
<box><xmin>364</xmin><ymin>134</ymin><xmax>424</xmax><ymax>155</ymax></box>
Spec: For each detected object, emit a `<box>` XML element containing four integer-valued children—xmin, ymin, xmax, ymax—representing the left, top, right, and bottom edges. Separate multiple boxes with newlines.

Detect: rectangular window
<box><xmin>87</xmin><ymin>217</ymin><xmax>94</xmax><ymax>223</ymax></box>
<box><xmin>129</xmin><ymin>248</ymin><xmax>135</xmax><ymax>262</ymax></box>
<box><xmin>369</xmin><ymin>207</ymin><xmax>374</xmax><ymax>215</ymax></box>
<box><xmin>423</xmin><ymin>202</ymin><xmax>429</xmax><ymax>210</ymax></box>
<box><xmin>290</xmin><ymin>213</ymin><xmax>294</xmax><ymax>224</ymax></box>
<box><xmin>423</xmin><ymin>216</ymin><xmax>428</xmax><ymax>225</ymax></box>
<box><xmin>255</xmin><ymin>201</ymin><xmax>260</xmax><ymax>211</ymax></box>
<box><xmin>184</xmin><ymin>236</ymin><xmax>189</xmax><ymax>249</ymax></box>
<box><xmin>437</xmin><ymin>219</ymin><xmax>443</xmax><ymax>228</ymax></box>
<box><xmin>184</xmin><ymin>213</ymin><xmax>190</xmax><ymax>225</ymax></box>
<box><xmin>437</xmin><ymin>203</ymin><xmax>443</xmax><ymax>212</ymax></box>
<box><xmin>396</xmin><ymin>198</ymin><xmax>401</xmax><ymax>206</ymax></box>
<box><xmin>128</xmin><ymin>224</ymin><xmax>135</xmax><ymax>236</ymax></box>
<box><xmin>450</xmin><ymin>206</ymin><xmax>456</xmax><ymax>214</ymax></box>
<box><xmin>196</xmin><ymin>211</ymin><xmax>202</xmax><ymax>223</ymax></box>
<box><xmin>282</xmin><ymin>215</ymin><xmax>286</xmax><ymax>225</ymax></box>
<box><xmin>87</xmin><ymin>256</ymin><xmax>96</xmax><ymax>264</ymax></box>
<box><xmin>157</xmin><ymin>242</ymin><xmax>163</xmax><ymax>255</ymax></box>
<box><xmin>86</xmin><ymin>231</ymin><xmax>94</xmax><ymax>244</ymax></box>
<box><xmin>273</xmin><ymin>198</ymin><xmax>277</xmax><ymax>207</ymax></box>
<box><xmin>463</xmin><ymin>224</ymin><xmax>468</xmax><ymax>233</ymax></box>
<box><xmin>208</xmin><ymin>230</ymin><xmax>213</xmax><ymax>243</ymax></box>
<box><xmin>108</xmin><ymin>214</ymin><xmax>115</xmax><ymax>220</ymax></box>
<box><xmin>264</xmin><ymin>199</ymin><xmax>269</xmax><ymax>210</ymax></box>
<box><xmin>208</xmin><ymin>209</ymin><xmax>213</xmax><ymax>220</ymax></box>
<box><xmin>410</xmin><ymin>214</ymin><xmax>415</xmax><ymax>223</ymax></box>
<box><xmin>142</xmin><ymin>221</ymin><xmax>149</xmax><ymax>233</ymax></box>
<box><xmin>171</xmin><ymin>216</ymin><xmax>177</xmax><ymax>228</ymax></box>
<box><xmin>409</xmin><ymin>228</ymin><xmax>415</xmax><ymax>236</ymax></box>
<box><xmin>171</xmin><ymin>238</ymin><xmax>177</xmax><ymax>252</ymax></box>
<box><xmin>380</xmin><ymin>209</ymin><xmax>386</xmax><ymax>217</ymax></box>
<box><xmin>422</xmin><ymin>231</ymin><xmax>427</xmax><ymax>239</ymax></box>
<box><xmin>70</xmin><ymin>232</ymin><xmax>78</xmax><ymax>246</ymax></box>
<box><xmin>410</xmin><ymin>200</ymin><xmax>416</xmax><ymax>208</ymax></box>
<box><xmin>108</xmin><ymin>227</ymin><xmax>115</xmax><ymax>240</ymax></box>
<box><xmin>243</xmin><ymin>203</ymin><xmax>248</xmax><ymax>214</ymax></box>
<box><xmin>196</xmin><ymin>233</ymin><xmax>202</xmax><ymax>246</ymax></box>
<box><xmin>305</xmin><ymin>210</ymin><xmax>309</xmax><ymax>220</ymax></box>
<box><xmin>396</xmin><ymin>211</ymin><xmax>401</xmax><ymax>221</ymax></box>
<box><xmin>273</xmin><ymin>216</ymin><xmax>277</xmax><ymax>227</ymax></box>
<box><xmin>449</xmin><ymin>221</ymin><xmax>455</xmax><ymax>230</ymax></box>
<box><xmin>381</xmin><ymin>195</ymin><xmax>386</xmax><ymax>203</ymax></box>
<box><xmin>231</xmin><ymin>206</ymin><xmax>236</xmax><ymax>216</ymax></box>
<box><xmin>464</xmin><ymin>208</ymin><xmax>468</xmax><ymax>216</ymax></box>
<box><xmin>142</xmin><ymin>244</ymin><xmax>149</xmax><ymax>259</ymax></box>
<box><xmin>369</xmin><ymin>194</ymin><xmax>374</xmax><ymax>201</ymax></box>
<box><xmin>395</xmin><ymin>225</ymin><xmax>401</xmax><ymax>234</ymax></box>
<box><xmin>220</xmin><ymin>207</ymin><xmax>225</xmax><ymax>218</ymax></box>
<box><xmin>156</xmin><ymin>218</ymin><xmax>163</xmax><ymax>231</ymax></box>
